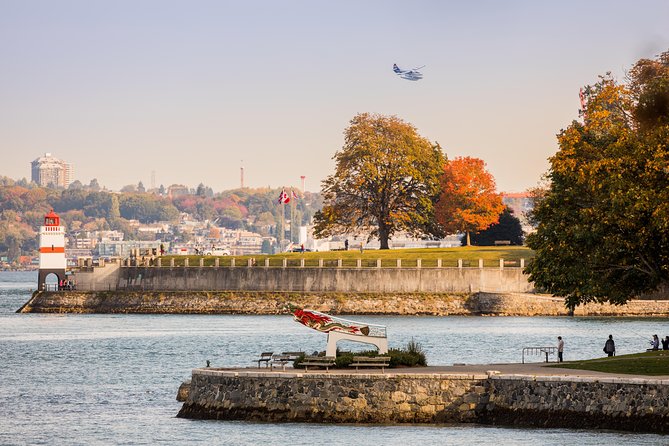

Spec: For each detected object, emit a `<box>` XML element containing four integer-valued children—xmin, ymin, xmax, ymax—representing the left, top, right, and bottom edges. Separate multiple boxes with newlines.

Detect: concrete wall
<box><xmin>72</xmin><ymin>262</ymin><xmax>120</xmax><ymax>291</ymax></box>
<box><xmin>178</xmin><ymin>369</ymin><xmax>669</xmax><ymax>433</ymax></box>
<box><xmin>115</xmin><ymin>266</ymin><xmax>534</xmax><ymax>293</ymax></box>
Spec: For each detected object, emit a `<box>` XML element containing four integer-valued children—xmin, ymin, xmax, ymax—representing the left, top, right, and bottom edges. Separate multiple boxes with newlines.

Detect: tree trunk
<box><xmin>379</xmin><ymin>225</ymin><xmax>390</xmax><ymax>250</ymax></box>
<box><xmin>465</xmin><ymin>231</ymin><xmax>471</xmax><ymax>246</ymax></box>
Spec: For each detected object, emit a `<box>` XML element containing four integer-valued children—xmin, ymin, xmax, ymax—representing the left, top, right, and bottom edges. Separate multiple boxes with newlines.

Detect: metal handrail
<box><xmin>522</xmin><ymin>346</ymin><xmax>557</xmax><ymax>364</ymax></box>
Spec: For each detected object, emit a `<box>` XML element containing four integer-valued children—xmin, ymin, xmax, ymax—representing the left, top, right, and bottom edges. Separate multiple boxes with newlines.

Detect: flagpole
<box><xmin>290</xmin><ymin>191</ymin><xmax>294</xmax><ymax>244</ymax></box>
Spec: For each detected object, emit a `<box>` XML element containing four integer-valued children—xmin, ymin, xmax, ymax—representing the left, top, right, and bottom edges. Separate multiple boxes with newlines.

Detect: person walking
<box><xmin>662</xmin><ymin>336</ymin><xmax>669</xmax><ymax>350</ymax></box>
<box><xmin>603</xmin><ymin>335</ymin><xmax>615</xmax><ymax>357</ymax></box>
<box><xmin>557</xmin><ymin>336</ymin><xmax>564</xmax><ymax>362</ymax></box>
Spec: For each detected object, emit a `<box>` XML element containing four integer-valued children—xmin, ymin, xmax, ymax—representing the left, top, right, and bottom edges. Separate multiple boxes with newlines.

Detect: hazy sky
<box><xmin>1</xmin><ymin>1</ymin><xmax>668</xmax><ymax>193</ymax></box>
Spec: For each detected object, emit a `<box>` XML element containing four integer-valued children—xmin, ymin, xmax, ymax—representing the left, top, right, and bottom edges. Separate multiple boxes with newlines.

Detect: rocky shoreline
<box><xmin>18</xmin><ymin>290</ymin><xmax>669</xmax><ymax>316</ymax></box>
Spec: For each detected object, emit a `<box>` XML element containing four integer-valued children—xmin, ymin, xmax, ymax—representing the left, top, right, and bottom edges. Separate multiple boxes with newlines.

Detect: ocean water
<box><xmin>0</xmin><ymin>270</ymin><xmax>667</xmax><ymax>445</ymax></box>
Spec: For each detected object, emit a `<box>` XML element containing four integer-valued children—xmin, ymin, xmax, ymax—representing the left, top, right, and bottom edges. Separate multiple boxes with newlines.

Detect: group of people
<box><xmin>649</xmin><ymin>334</ymin><xmax>669</xmax><ymax>351</ymax></box>
<box><xmin>555</xmin><ymin>333</ymin><xmax>668</xmax><ymax>363</ymax></box>
<box><xmin>58</xmin><ymin>278</ymin><xmax>75</xmax><ymax>291</ymax></box>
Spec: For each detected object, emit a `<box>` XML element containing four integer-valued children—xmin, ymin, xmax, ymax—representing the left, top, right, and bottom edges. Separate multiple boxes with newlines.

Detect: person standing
<box><xmin>557</xmin><ymin>336</ymin><xmax>564</xmax><ymax>362</ymax></box>
<box><xmin>603</xmin><ymin>335</ymin><xmax>615</xmax><ymax>357</ymax></box>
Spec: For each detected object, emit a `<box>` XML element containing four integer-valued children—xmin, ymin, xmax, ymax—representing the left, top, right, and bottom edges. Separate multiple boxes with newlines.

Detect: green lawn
<box><xmin>548</xmin><ymin>350</ymin><xmax>669</xmax><ymax>376</ymax></box>
<box><xmin>159</xmin><ymin>246</ymin><xmax>534</xmax><ymax>268</ymax></box>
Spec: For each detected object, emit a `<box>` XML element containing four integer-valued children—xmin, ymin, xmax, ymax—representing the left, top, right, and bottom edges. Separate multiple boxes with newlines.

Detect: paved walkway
<box><xmin>221</xmin><ymin>362</ymin><xmax>669</xmax><ymax>380</ymax></box>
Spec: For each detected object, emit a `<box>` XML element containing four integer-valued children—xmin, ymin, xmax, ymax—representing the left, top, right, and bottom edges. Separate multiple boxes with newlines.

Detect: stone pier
<box><xmin>177</xmin><ymin>367</ymin><xmax>669</xmax><ymax>433</ymax></box>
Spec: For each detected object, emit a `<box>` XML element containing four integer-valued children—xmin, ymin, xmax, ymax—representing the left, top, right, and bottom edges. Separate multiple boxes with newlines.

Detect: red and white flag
<box><xmin>278</xmin><ymin>189</ymin><xmax>290</xmax><ymax>204</ymax></box>
<box><xmin>291</xmin><ymin>189</ymin><xmax>299</xmax><ymax>200</ymax></box>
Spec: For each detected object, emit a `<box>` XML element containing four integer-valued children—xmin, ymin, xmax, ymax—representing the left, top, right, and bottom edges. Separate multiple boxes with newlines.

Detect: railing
<box><xmin>120</xmin><ymin>257</ymin><xmax>528</xmax><ymax>269</ymax></box>
<box><xmin>522</xmin><ymin>346</ymin><xmax>557</xmax><ymax>364</ymax></box>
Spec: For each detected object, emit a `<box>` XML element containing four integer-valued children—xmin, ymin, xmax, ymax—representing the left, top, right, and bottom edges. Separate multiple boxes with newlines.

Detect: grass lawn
<box><xmin>548</xmin><ymin>350</ymin><xmax>669</xmax><ymax>376</ymax></box>
<box><xmin>160</xmin><ymin>246</ymin><xmax>534</xmax><ymax>268</ymax></box>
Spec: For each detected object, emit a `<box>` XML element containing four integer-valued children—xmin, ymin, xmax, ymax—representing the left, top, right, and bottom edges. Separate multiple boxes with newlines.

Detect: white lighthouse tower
<box><xmin>38</xmin><ymin>210</ymin><xmax>66</xmax><ymax>290</ymax></box>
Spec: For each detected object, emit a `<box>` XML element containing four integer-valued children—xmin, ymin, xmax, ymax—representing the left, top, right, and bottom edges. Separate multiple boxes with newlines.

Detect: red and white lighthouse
<box><xmin>38</xmin><ymin>210</ymin><xmax>66</xmax><ymax>290</ymax></box>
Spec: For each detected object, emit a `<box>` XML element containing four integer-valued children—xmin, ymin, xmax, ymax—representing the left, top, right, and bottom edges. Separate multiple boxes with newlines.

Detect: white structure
<box><xmin>38</xmin><ymin>210</ymin><xmax>67</xmax><ymax>290</ymax></box>
<box><xmin>292</xmin><ymin>308</ymin><xmax>388</xmax><ymax>357</ymax></box>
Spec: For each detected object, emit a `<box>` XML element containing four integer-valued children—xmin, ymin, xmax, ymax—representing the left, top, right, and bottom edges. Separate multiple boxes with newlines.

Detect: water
<box><xmin>1</xmin><ymin>271</ymin><xmax>666</xmax><ymax>445</ymax></box>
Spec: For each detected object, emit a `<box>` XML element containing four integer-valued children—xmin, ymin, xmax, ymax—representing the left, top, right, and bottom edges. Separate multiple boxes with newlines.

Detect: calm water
<box><xmin>1</xmin><ymin>271</ymin><xmax>667</xmax><ymax>445</ymax></box>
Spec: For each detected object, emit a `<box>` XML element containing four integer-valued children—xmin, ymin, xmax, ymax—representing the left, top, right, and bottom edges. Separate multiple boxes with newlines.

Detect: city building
<box><xmin>31</xmin><ymin>153</ymin><xmax>73</xmax><ymax>188</ymax></box>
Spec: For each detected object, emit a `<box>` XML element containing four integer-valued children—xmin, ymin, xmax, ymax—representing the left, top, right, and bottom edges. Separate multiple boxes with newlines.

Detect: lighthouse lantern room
<box><xmin>38</xmin><ymin>210</ymin><xmax>66</xmax><ymax>290</ymax></box>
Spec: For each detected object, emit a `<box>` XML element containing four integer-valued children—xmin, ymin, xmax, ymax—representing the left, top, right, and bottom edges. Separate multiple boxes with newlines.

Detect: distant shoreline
<box><xmin>17</xmin><ymin>290</ymin><xmax>669</xmax><ymax>317</ymax></box>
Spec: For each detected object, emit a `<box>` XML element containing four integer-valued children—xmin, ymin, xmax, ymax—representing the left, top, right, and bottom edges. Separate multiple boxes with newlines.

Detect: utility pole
<box><xmin>240</xmin><ymin>160</ymin><xmax>244</xmax><ymax>189</ymax></box>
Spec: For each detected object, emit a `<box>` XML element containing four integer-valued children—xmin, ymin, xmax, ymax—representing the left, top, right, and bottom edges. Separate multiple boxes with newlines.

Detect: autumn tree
<box><xmin>313</xmin><ymin>113</ymin><xmax>445</xmax><ymax>249</ymax></box>
<box><xmin>435</xmin><ymin>156</ymin><xmax>504</xmax><ymax>246</ymax></box>
<box><xmin>526</xmin><ymin>50</ymin><xmax>669</xmax><ymax>307</ymax></box>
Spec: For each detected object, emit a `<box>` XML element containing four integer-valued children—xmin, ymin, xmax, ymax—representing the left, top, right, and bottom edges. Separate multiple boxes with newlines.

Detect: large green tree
<box><xmin>468</xmin><ymin>207</ymin><xmax>523</xmax><ymax>246</ymax></box>
<box><xmin>526</xmin><ymin>51</ymin><xmax>669</xmax><ymax>307</ymax></box>
<box><xmin>313</xmin><ymin>113</ymin><xmax>445</xmax><ymax>249</ymax></box>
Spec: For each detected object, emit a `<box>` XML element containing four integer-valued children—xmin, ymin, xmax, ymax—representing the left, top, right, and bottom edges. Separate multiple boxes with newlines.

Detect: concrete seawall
<box><xmin>73</xmin><ymin>264</ymin><xmax>534</xmax><ymax>293</ymax></box>
<box><xmin>177</xmin><ymin>368</ymin><xmax>669</xmax><ymax>433</ymax></box>
<box><xmin>19</xmin><ymin>290</ymin><xmax>669</xmax><ymax>316</ymax></box>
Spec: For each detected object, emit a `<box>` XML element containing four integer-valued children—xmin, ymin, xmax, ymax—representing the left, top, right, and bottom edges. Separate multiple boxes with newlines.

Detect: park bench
<box><xmin>300</xmin><ymin>355</ymin><xmax>336</xmax><ymax>372</ymax></box>
<box><xmin>256</xmin><ymin>351</ymin><xmax>273</xmax><ymax>368</ymax></box>
<box><xmin>271</xmin><ymin>351</ymin><xmax>304</xmax><ymax>370</ymax></box>
<box><xmin>349</xmin><ymin>356</ymin><xmax>391</xmax><ymax>373</ymax></box>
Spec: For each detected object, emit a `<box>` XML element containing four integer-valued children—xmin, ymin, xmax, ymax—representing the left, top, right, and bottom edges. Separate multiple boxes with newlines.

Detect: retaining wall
<box><xmin>115</xmin><ymin>266</ymin><xmax>533</xmax><ymax>293</ymax></box>
<box><xmin>177</xmin><ymin>369</ymin><xmax>669</xmax><ymax>433</ymax></box>
<box><xmin>177</xmin><ymin>369</ymin><xmax>488</xmax><ymax>423</ymax></box>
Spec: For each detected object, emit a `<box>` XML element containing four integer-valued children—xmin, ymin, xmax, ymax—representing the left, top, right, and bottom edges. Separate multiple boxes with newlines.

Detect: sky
<box><xmin>1</xmin><ymin>1</ymin><xmax>668</xmax><ymax>194</ymax></box>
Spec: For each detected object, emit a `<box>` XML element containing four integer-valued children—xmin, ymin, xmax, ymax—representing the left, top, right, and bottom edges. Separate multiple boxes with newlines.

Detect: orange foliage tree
<box><xmin>435</xmin><ymin>156</ymin><xmax>504</xmax><ymax>245</ymax></box>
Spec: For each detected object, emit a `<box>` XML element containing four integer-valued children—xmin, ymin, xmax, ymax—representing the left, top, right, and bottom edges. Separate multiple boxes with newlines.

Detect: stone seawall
<box><xmin>19</xmin><ymin>290</ymin><xmax>669</xmax><ymax>316</ymax></box>
<box><xmin>177</xmin><ymin>370</ymin><xmax>489</xmax><ymax>423</ymax></box>
<box><xmin>484</xmin><ymin>375</ymin><xmax>669</xmax><ymax>432</ymax></box>
<box><xmin>177</xmin><ymin>369</ymin><xmax>669</xmax><ymax>433</ymax></box>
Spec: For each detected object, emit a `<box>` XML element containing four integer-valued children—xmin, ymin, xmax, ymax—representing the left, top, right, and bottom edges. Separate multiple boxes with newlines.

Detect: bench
<box><xmin>349</xmin><ymin>356</ymin><xmax>391</xmax><ymax>373</ymax></box>
<box><xmin>271</xmin><ymin>351</ymin><xmax>305</xmax><ymax>371</ymax></box>
<box><xmin>257</xmin><ymin>351</ymin><xmax>273</xmax><ymax>368</ymax></box>
<box><xmin>300</xmin><ymin>355</ymin><xmax>336</xmax><ymax>372</ymax></box>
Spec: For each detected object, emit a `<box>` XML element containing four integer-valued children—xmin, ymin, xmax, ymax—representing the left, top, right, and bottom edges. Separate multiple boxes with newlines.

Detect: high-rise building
<box><xmin>31</xmin><ymin>153</ymin><xmax>74</xmax><ymax>188</ymax></box>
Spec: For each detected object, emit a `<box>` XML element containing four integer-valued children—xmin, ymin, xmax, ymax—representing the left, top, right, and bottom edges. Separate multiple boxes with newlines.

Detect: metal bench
<box><xmin>271</xmin><ymin>351</ymin><xmax>304</xmax><ymax>370</ymax></box>
<box><xmin>257</xmin><ymin>351</ymin><xmax>273</xmax><ymax>368</ymax></box>
<box><xmin>300</xmin><ymin>355</ymin><xmax>336</xmax><ymax>372</ymax></box>
<box><xmin>349</xmin><ymin>356</ymin><xmax>391</xmax><ymax>373</ymax></box>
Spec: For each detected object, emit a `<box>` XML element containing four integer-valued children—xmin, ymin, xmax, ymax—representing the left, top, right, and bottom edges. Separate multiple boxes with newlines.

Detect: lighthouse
<box><xmin>38</xmin><ymin>210</ymin><xmax>66</xmax><ymax>290</ymax></box>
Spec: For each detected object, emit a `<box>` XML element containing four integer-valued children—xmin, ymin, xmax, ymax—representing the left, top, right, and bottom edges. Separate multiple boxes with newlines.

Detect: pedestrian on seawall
<box><xmin>557</xmin><ymin>336</ymin><xmax>564</xmax><ymax>362</ymax></box>
<box><xmin>603</xmin><ymin>334</ymin><xmax>615</xmax><ymax>357</ymax></box>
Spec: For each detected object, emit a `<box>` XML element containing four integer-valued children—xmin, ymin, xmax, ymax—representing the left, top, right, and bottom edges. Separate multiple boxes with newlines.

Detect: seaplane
<box><xmin>393</xmin><ymin>63</ymin><xmax>425</xmax><ymax>81</ymax></box>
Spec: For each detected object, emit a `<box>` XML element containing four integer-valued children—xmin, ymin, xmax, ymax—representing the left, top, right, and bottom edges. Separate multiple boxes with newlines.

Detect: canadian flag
<box><xmin>278</xmin><ymin>189</ymin><xmax>290</xmax><ymax>204</ymax></box>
